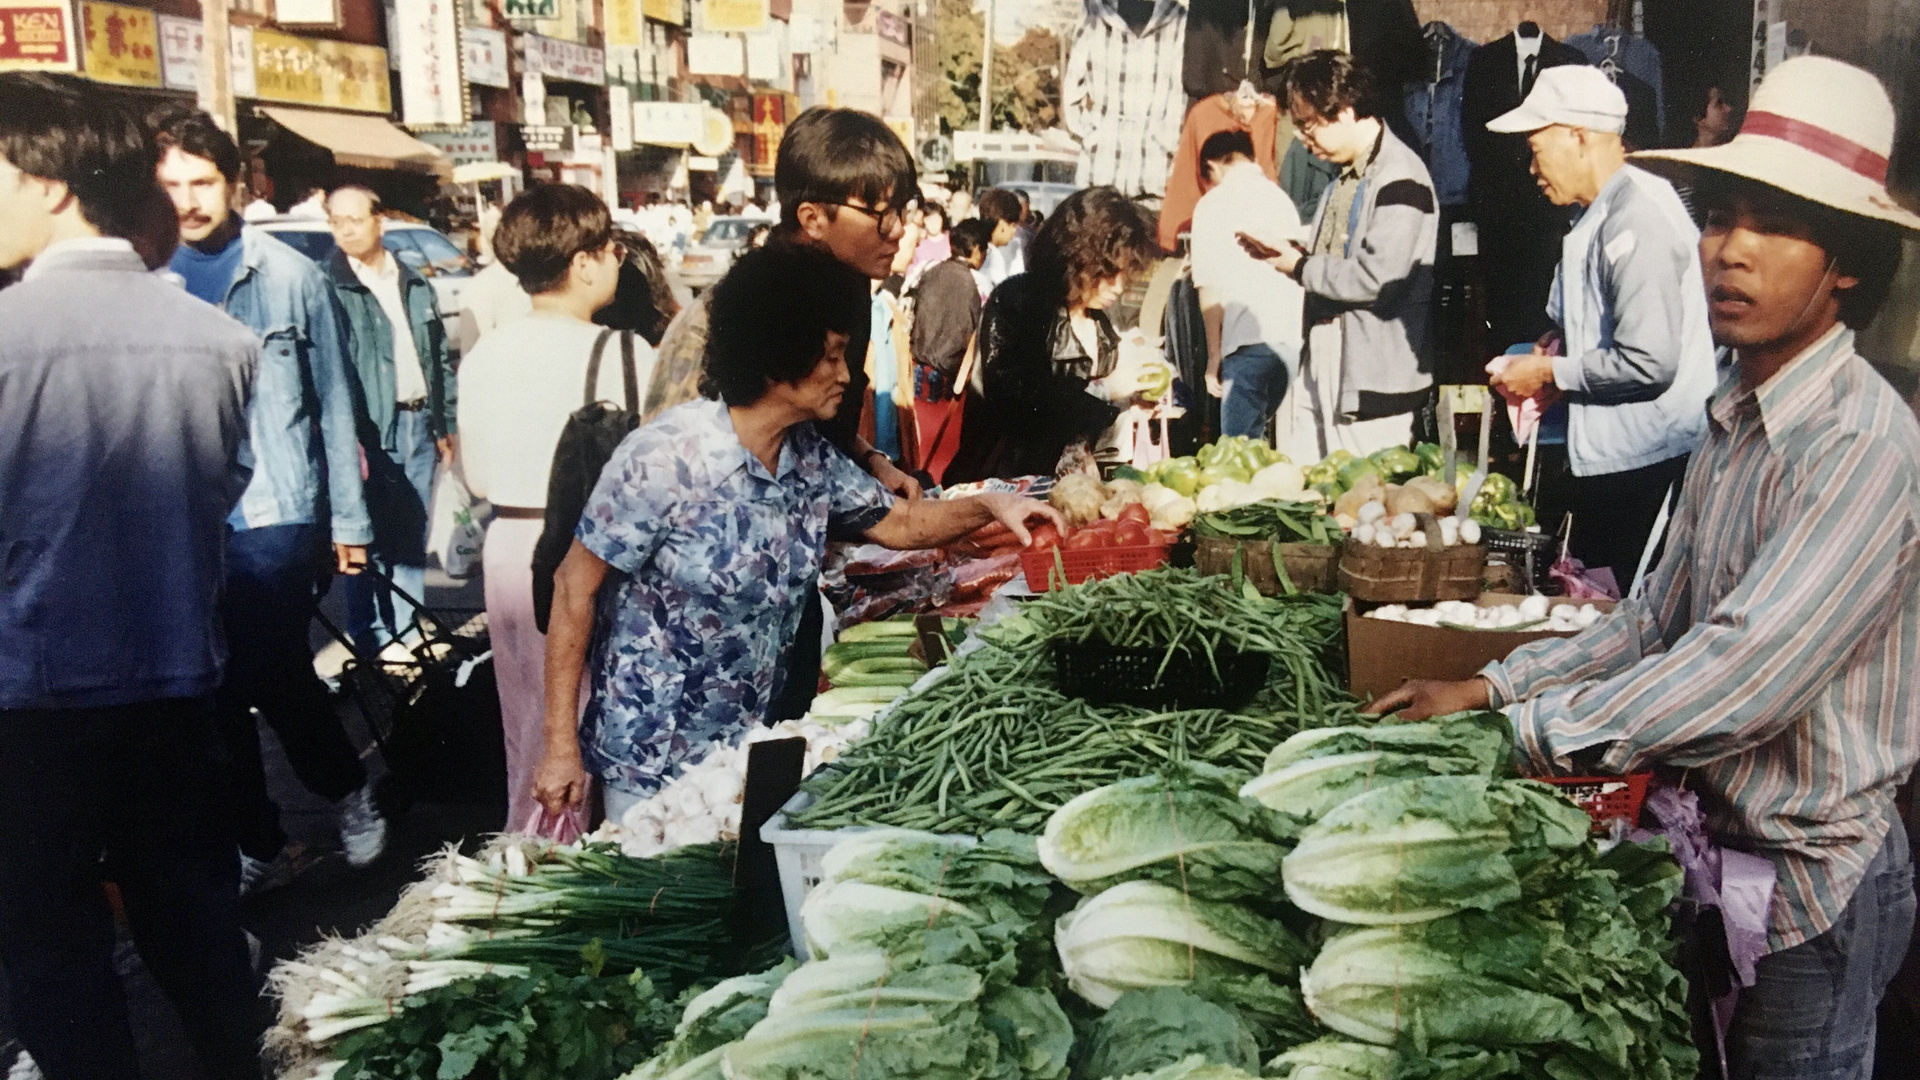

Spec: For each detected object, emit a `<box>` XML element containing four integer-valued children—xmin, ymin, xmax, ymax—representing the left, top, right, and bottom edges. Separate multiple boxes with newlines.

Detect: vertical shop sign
<box><xmin>462</xmin><ymin>26</ymin><xmax>508</xmax><ymax>88</ymax></box>
<box><xmin>605</xmin><ymin>0</ymin><xmax>641</xmax><ymax>48</ymax></box>
<box><xmin>155</xmin><ymin>12</ymin><xmax>254</xmax><ymax>95</ymax></box>
<box><xmin>0</xmin><ymin>0</ymin><xmax>76</xmax><ymax>71</ymax></box>
<box><xmin>608</xmin><ymin>83</ymin><xmax>632</xmax><ymax>150</ymax></box>
<box><xmin>394</xmin><ymin>0</ymin><xmax>466</xmax><ymax>126</ymax></box>
<box><xmin>80</xmin><ymin>2</ymin><xmax>160</xmax><ymax>87</ymax></box>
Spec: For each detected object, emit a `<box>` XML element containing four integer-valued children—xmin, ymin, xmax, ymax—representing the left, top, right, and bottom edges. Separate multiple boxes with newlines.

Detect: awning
<box><xmin>260</xmin><ymin>107</ymin><xmax>452</xmax><ymax>177</ymax></box>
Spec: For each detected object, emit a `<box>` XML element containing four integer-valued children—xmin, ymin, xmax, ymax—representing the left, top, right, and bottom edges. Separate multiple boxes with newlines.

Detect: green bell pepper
<box><xmin>1158</xmin><ymin>458</ymin><xmax>1203</xmax><ymax>496</ymax></box>
<box><xmin>1369</xmin><ymin>446</ymin><xmax>1422</xmax><ymax>481</ymax></box>
<box><xmin>1414</xmin><ymin>442</ymin><xmax>1445</xmax><ymax>475</ymax></box>
<box><xmin>1200</xmin><ymin>461</ymin><xmax>1253</xmax><ymax>487</ymax></box>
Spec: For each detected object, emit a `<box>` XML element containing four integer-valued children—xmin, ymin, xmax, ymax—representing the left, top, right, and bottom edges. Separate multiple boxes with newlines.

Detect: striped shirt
<box><xmin>1482</xmin><ymin>325</ymin><xmax>1920</xmax><ymax>951</ymax></box>
<box><xmin>1063</xmin><ymin>0</ymin><xmax>1189</xmax><ymax>198</ymax></box>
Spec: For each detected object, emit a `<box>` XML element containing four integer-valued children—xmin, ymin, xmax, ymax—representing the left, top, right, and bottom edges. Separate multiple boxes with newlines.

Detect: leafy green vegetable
<box><xmin>1053</xmin><ymin>881</ymin><xmax>1312</xmax><ymax>1010</ymax></box>
<box><xmin>1281</xmin><ymin>777</ymin><xmax>1590</xmax><ymax>925</ymax></box>
<box><xmin>1263</xmin><ymin>1039</ymin><xmax>1394</xmax><ymax>1080</ymax></box>
<box><xmin>1038</xmin><ymin>766</ymin><xmax>1294</xmax><ymax>901</ymax></box>
<box><xmin>981</xmin><ymin>984</ymin><xmax>1075</xmax><ymax>1080</ymax></box>
<box><xmin>1105</xmin><ymin>1053</ymin><xmax>1262</xmax><ymax>1080</ymax></box>
<box><xmin>626</xmin><ymin>963</ymin><xmax>794</xmax><ymax>1080</ymax></box>
<box><xmin>1075</xmin><ymin>988</ymin><xmax>1259</xmax><ymax>1079</ymax></box>
<box><xmin>1191</xmin><ymin>500</ymin><xmax>1342</xmax><ymax>545</ymax></box>
<box><xmin>1240</xmin><ymin>714</ymin><xmax>1513</xmax><ymax>831</ymax></box>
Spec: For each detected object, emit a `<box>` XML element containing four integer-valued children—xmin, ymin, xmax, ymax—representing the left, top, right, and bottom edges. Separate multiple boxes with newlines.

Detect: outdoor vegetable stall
<box><xmin>266</xmin><ymin>439</ymin><xmax>1709</xmax><ymax>1080</ymax></box>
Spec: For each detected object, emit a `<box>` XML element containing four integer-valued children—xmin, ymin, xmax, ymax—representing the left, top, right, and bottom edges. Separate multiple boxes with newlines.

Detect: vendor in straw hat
<box><xmin>1368</xmin><ymin>56</ymin><xmax>1920</xmax><ymax>1078</ymax></box>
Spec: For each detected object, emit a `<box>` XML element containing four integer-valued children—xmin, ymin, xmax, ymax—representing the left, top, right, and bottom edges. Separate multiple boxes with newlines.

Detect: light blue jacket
<box><xmin>1548</xmin><ymin>166</ymin><xmax>1718</xmax><ymax>477</ymax></box>
<box><xmin>218</xmin><ymin>228</ymin><xmax>372</xmax><ymax>545</ymax></box>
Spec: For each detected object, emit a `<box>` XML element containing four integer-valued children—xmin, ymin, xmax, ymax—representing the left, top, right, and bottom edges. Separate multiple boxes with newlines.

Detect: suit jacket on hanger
<box><xmin>1185</xmin><ymin>0</ymin><xmax>1283</xmax><ymax>101</ymax></box>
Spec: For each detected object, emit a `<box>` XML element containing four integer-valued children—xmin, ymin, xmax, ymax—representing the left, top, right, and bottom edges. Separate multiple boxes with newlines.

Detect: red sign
<box><xmin>0</xmin><ymin>3</ymin><xmax>75</xmax><ymax>69</ymax></box>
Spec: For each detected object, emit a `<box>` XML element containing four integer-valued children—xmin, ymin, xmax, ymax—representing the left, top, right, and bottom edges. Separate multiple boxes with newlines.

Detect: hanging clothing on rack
<box><xmin>1158</xmin><ymin>91</ymin><xmax>1282</xmax><ymax>251</ymax></box>
<box><xmin>1462</xmin><ymin>28</ymin><xmax>1586</xmax><ymax>350</ymax></box>
<box><xmin>1567</xmin><ymin>25</ymin><xmax>1666</xmax><ymax>145</ymax></box>
<box><xmin>1266</xmin><ymin>1</ymin><xmax>1426</xmax><ymax>147</ymax></box>
<box><xmin>1064</xmin><ymin>0</ymin><xmax>1193</xmax><ymax>198</ymax></box>
<box><xmin>1403</xmin><ymin>21</ymin><xmax>1476</xmax><ymax>209</ymax></box>
<box><xmin>1279</xmin><ymin>135</ymin><xmax>1339</xmax><ymax>220</ymax></box>
<box><xmin>1185</xmin><ymin>0</ymin><xmax>1283</xmax><ymax>100</ymax></box>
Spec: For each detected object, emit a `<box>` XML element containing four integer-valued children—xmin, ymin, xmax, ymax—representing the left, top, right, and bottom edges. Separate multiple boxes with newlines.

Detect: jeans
<box><xmin>341</xmin><ymin>407</ymin><xmax>437</xmax><ymax>653</ymax></box>
<box><xmin>220</xmin><ymin>523</ymin><xmax>367</xmax><ymax>859</ymax></box>
<box><xmin>1726</xmin><ymin>816</ymin><xmax>1916</xmax><ymax>1079</ymax></box>
<box><xmin>0</xmin><ymin>696</ymin><xmax>267</xmax><ymax>1080</ymax></box>
<box><xmin>1220</xmin><ymin>342</ymin><xmax>1296</xmax><ymax>440</ymax></box>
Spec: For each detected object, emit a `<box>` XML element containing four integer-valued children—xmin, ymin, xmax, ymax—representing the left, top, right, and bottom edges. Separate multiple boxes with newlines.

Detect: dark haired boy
<box><xmin>910</xmin><ymin>217</ymin><xmax>992</xmax><ymax>406</ymax></box>
<box><xmin>151</xmin><ymin>107</ymin><xmax>388</xmax><ymax>881</ymax></box>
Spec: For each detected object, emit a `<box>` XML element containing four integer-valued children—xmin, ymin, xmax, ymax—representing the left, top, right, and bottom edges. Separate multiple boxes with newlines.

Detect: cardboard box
<box><xmin>1345</xmin><ymin>593</ymin><xmax>1616</xmax><ymax>701</ymax></box>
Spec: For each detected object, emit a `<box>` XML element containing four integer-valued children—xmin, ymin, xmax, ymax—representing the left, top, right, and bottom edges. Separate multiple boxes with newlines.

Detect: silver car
<box><xmin>676</xmin><ymin>216</ymin><xmax>765</xmax><ymax>290</ymax></box>
<box><xmin>255</xmin><ymin>217</ymin><xmax>475</xmax><ymax>343</ymax></box>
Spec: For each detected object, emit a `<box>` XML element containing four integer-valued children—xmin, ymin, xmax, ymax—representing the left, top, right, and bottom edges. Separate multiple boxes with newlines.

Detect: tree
<box><xmin>936</xmin><ymin>0</ymin><xmax>1065</xmax><ymax>133</ymax></box>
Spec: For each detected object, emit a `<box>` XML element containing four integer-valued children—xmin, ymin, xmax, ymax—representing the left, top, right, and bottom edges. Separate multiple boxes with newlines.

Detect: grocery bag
<box><xmin>427</xmin><ymin>466</ymin><xmax>483</xmax><ymax>578</ymax></box>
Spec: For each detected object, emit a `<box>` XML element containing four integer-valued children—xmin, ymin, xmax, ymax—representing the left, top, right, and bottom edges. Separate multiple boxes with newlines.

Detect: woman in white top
<box><xmin>458</xmin><ymin>185</ymin><xmax>650</xmax><ymax>835</ymax></box>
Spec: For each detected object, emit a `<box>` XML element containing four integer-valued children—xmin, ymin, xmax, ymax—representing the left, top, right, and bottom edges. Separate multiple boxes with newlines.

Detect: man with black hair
<box><xmin>1371</xmin><ymin>57</ymin><xmax>1920</xmax><ymax>1079</ymax></box>
<box><xmin>152</xmin><ymin>107</ymin><xmax>388</xmax><ymax>883</ymax></box>
<box><xmin>0</xmin><ymin>73</ymin><xmax>268</xmax><ymax>1079</ymax></box>
<box><xmin>976</xmin><ymin>187</ymin><xmax>1026</xmax><ymax>287</ymax></box>
<box><xmin>910</xmin><ymin>216</ymin><xmax>992</xmax><ymax>405</ymax></box>
<box><xmin>1190</xmin><ymin>127</ymin><xmax>1304</xmax><ymax>439</ymax></box>
<box><xmin>1249</xmin><ymin>50</ymin><xmax>1436</xmax><ymax>460</ymax></box>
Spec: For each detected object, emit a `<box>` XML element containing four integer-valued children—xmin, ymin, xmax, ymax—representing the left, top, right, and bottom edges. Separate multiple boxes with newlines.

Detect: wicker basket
<box><xmin>1193</xmin><ymin>536</ymin><xmax>1339</xmax><ymax>595</ymax></box>
<box><xmin>1338</xmin><ymin>514</ymin><xmax>1487</xmax><ymax>602</ymax></box>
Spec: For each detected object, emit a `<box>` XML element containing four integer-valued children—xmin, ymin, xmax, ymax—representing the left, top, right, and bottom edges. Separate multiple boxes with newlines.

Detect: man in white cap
<box><xmin>1480</xmin><ymin>64</ymin><xmax>1719</xmax><ymax>590</ymax></box>
<box><xmin>1368</xmin><ymin>56</ymin><xmax>1920</xmax><ymax>1079</ymax></box>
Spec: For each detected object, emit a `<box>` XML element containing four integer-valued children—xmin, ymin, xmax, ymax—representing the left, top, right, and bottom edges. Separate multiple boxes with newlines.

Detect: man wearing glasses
<box><xmin>323</xmin><ymin>185</ymin><xmax>457</xmax><ymax>656</ymax></box>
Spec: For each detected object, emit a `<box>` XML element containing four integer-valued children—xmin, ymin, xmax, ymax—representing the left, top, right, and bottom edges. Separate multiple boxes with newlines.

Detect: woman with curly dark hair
<box><xmin>945</xmin><ymin>187</ymin><xmax>1159</xmax><ymax>482</ymax></box>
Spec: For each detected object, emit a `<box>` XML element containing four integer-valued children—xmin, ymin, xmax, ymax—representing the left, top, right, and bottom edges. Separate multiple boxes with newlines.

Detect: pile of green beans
<box><xmin>790</xmin><ymin>571</ymin><xmax>1358</xmax><ymax>835</ymax></box>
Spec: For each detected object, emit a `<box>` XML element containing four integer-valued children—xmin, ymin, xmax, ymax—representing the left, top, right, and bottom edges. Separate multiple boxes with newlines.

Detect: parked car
<box><xmin>676</xmin><ymin>215</ymin><xmax>761</xmax><ymax>290</ymax></box>
<box><xmin>255</xmin><ymin>217</ymin><xmax>474</xmax><ymax>344</ymax></box>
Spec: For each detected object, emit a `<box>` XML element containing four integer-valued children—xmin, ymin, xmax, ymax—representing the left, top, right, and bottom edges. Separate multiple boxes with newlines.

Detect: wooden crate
<box><xmin>1194</xmin><ymin>536</ymin><xmax>1339</xmax><ymax>595</ymax></box>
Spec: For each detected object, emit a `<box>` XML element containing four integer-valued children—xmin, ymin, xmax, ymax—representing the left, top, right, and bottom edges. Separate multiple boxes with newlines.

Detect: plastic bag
<box><xmin>520</xmin><ymin>804</ymin><xmax>585</xmax><ymax>845</ymax></box>
<box><xmin>427</xmin><ymin>467</ymin><xmax>483</xmax><ymax>578</ymax></box>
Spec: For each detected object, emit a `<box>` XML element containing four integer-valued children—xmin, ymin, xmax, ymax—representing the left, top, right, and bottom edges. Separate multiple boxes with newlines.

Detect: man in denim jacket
<box><xmin>153</xmin><ymin>108</ymin><xmax>388</xmax><ymax>885</ymax></box>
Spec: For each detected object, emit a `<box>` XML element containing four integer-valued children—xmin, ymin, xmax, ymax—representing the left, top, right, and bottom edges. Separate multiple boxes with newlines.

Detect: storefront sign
<box><xmin>155</xmin><ymin>16</ymin><xmax>255</xmax><ymax>96</ymax></box>
<box><xmin>702</xmin><ymin>0</ymin><xmax>765</xmax><ymax>34</ymax></box>
<box><xmin>394</xmin><ymin>0</ymin><xmax>465</xmax><ymax>126</ymax></box>
<box><xmin>686</xmin><ymin>32</ymin><xmax>741</xmax><ymax>77</ymax></box>
<box><xmin>414</xmin><ymin>119</ymin><xmax>497</xmax><ymax>164</ymax></box>
<box><xmin>605</xmin><ymin>0</ymin><xmax>640</xmax><ymax>48</ymax></box>
<box><xmin>520</xmin><ymin>123</ymin><xmax>571</xmax><ymax>153</ymax></box>
<box><xmin>461</xmin><ymin>26</ymin><xmax>507</xmax><ymax>87</ymax></box>
<box><xmin>251</xmin><ymin>28</ymin><xmax>391</xmax><ymax>113</ymax></box>
<box><xmin>874</xmin><ymin>9</ymin><xmax>909</xmax><ymax>49</ymax></box>
<box><xmin>631</xmin><ymin>99</ymin><xmax>702</xmax><ymax>145</ymax></box>
<box><xmin>744</xmin><ymin>29</ymin><xmax>780</xmax><ymax>82</ymax></box>
<box><xmin>0</xmin><ymin>0</ymin><xmax>75</xmax><ymax>72</ymax></box>
<box><xmin>275</xmin><ymin>0</ymin><xmax>342</xmax><ymax>27</ymax></box>
<box><xmin>502</xmin><ymin>0</ymin><xmax>556</xmax><ymax>18</ymax></box>
<box><xmin>641</xmin><ymin>0</ymin><xmax>682</xmax><ymax>26</ymax></box>
<box><xmin>523</xmin><ymin>32</ymin><xmax>603</xmax><ymax>85</ymax></box>
<box><xmin>79</xmin><ymin>2</ymin><xmax>160</xmax><ymax>87</ymax></box>
<box><xmin>608</xmin><ymin>83</ymin><xmax>631</xmax><ymax>151</ymax></box>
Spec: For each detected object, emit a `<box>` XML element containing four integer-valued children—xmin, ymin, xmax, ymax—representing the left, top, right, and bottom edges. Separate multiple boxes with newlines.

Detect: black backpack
<box><xmin>533</xmin><ymin>328</ymin><xmax>638</xmax><ymax>633</ymax></box>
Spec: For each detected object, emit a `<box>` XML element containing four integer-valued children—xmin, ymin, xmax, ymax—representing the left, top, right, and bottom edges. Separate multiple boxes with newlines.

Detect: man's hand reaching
<box><xmin>1362</xmin><ymin>677</ymin><xmax>1493</xmax><ymax>722</ymax></box>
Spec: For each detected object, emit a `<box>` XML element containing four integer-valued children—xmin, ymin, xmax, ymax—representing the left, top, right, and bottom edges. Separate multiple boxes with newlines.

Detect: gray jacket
<box><xmin>1298</xmin><ymin>126</ymin><xmax>1437</xmax><ymax>419</ymax></box>
<box><xmin>0</xmin><ymin>241</ymin><xmax>257</xmax><ymax>709</ymax></box>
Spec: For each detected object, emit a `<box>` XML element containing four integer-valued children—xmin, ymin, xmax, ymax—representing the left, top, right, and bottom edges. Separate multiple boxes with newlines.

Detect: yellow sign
<box><xmin>641</xmin><ymin>0</ymin><xmax>682</xmax><ymax>25</ymax></box>
<box><xmin>703</xmin><ymin>0</ymin><xmax>765</xmax><ymax>33</ymax></box>
<box><xmin>250</xmin><ymin>27</ymin><xmax>391</xmax><ymax>114</ymax></box>
<box><xmin>80</xmin><ymin>2</ymin><xmax>160</xmax><ymax>86</ymax></box>
<box><xmin>605</xmin><ymin>0</ymin><xmax>640</xmax><ymax>47</ymax></box>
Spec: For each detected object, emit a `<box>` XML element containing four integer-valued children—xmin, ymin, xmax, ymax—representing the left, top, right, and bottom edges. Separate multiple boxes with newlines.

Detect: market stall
<box><xmin>266</xmin><ymin>436</ymin><xmax>1717</xmax><ymax>1080</ymax></box>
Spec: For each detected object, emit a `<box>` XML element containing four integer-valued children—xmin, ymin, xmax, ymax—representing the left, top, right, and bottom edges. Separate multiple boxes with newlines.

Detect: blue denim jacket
<box><xmin>1403</xmin><ymin>23</ymin><xmax>1476</xmax><ymax>209</ymax></box>
<box><xmin>0</xmin><ymin>241</ymin><xmax>257</xmax><ymax>709</ymax></box>
<box><xmin>219</xmin><ymin>228</ymin><xmax>372</xmax><ymax>545</ymax></box>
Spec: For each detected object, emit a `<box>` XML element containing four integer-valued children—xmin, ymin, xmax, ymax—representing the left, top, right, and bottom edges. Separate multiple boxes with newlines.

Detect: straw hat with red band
<box><xmin>1633</xmin><ymin>55</ymin><xmax>1920</xmax><ymax>232</ymax></box>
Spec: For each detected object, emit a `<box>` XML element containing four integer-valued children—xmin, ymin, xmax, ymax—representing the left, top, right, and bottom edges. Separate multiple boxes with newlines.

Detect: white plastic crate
<box><xmin>759</xmin><ymin>789</ymin><xmax>870</xmax><ymax>960</ymax></box>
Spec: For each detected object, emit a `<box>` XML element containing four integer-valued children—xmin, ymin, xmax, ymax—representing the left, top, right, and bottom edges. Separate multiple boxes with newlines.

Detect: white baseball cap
<box><xmin>1486</xmin><ymin>65</ymin><xmax>1629</xmax><ymax>135</ymax></box>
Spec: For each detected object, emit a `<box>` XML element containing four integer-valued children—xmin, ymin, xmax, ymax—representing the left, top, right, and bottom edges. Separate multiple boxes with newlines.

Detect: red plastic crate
<box><xmin>1543</xmin><ymin>772</ymin><xmax>1652</xmax><ymax>831</ymax></box>
<box><xmin>1021</xmin><ymin>544</ymin><xmax>1172</xmax><ymax>591</ymax></box>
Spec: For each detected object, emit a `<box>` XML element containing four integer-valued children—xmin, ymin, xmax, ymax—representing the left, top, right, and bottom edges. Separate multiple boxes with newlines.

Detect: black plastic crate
<box><xmin>1481</xmin><ymin>527</ymin><xmax>1560</xmax><ymax>592</ymax></box>
<box><xmin>1052</xmin><ymin>640</ymin><xmax>1269</xmax><ymax>710</ymax></box>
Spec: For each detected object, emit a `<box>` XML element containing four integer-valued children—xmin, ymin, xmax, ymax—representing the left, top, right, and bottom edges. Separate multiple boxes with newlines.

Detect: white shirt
<box><xmin>348</xmin><ymin>250</ymin><xmax>429</xmax><ymax>404</ymax></box>
<box><xmin>454</xmin><ymin>260</ymin><xmax>532</xmax><ymax>355</ymax></box>
<box><xmin>456</xmin><ymin>312</ymin><xmax>656</xmax><ymax>508</ymax></box>
<box><xmin>1189</xmin><ymin>159</ymin><xmax>1306</xmax><ymax>357</ymax></box>
<box><xmin>983</xmin><ymin>228</ymin><xmax>1028</xmax><ymax>286</ymax></box>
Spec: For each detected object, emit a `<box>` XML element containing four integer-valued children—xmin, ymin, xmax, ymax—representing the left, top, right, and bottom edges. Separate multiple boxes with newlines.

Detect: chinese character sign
<box><xmin>395</xmin><ymin>0</ymin><xmax>464</xmax><ymax>126</ymax></box>
<box><xmin>81</xmin><ymin>2</ymin><xmax>160</xmax><ymax>87</ymax></box>
<box><xmin>462</xmin><ymin>26</ymin><xmax>508</xmax><ymax>88</ymax></box>
<box><xmin>0</xmin><ymin>0</ymin><xmax>76</xmax><ymax>72</ymax></box>
<box><xmin>251</xmin><ymin>28</ymin><xmax>392</xmax><ymax>113</ymax></box>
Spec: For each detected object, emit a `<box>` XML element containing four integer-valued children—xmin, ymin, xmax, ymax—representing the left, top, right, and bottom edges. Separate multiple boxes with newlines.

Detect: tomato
<box><xmin>1117</xmin><ymin>503</ymin><xmax>1151</xmax><ymax>526</ymax></box>
<box><xmin>1064</xmin><ymin>527</ymin><xmax>1109</xmax><ymax>551</ymax></box>
<box><xmin>1148</xmin><ymin>528</ymin><xmax>1180</xmax><ymax>546</ymax></box>
<box><xmin>1112</xmin><ymin>521</ymin><xmax>1151</xmax><ymax>547</ymax></box>
<box><xmin>1026</xmin><ymin>523</ymin><xmax>1063</xmax><ymax>552</ymax></box>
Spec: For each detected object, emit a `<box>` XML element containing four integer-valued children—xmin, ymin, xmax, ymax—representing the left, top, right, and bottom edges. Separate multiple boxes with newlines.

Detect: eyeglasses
<box><xmin>597</xmin><ymin>239</ymin><xmax>628</xmax><ymax>263</ymax></box>
<box><xmin>328</xmin><ymin>214</ymin><xmax>376</xmax><ymax>228</ymax></box>
<box><xmin>812</xmin><ymin>200</ymin><xmax>905</xmax><ymax>237</ymax></box>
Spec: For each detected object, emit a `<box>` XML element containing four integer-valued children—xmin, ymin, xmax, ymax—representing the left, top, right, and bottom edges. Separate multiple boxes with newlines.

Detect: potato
<box><xmin>1383</xmin><ymin>484</ymin><xmax>1439</xmax><ymax>517</ymax></box>
<box><xmin>1402</xmin><ymin>475</ymin><xmax>1458</xmax><ymax>514</ymax></box>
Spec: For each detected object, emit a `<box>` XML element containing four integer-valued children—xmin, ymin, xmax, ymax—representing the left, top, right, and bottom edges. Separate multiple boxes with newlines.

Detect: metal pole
<box><xmin>978</xmin><ymin>0</ymin><xmax>994</xmax><ymax>132</ymax></box>
<box><xmin>198</xmin><ymin>0</ymin><xmax>236</xmax><ymax>134</ymax></box>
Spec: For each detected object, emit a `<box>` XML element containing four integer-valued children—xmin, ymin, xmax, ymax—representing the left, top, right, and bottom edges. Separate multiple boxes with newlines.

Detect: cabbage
<box><xmin>1281</xmin><ymin>777</ymin><xmax>1590</xmax><ymax>924</ymax></box>
<box><xmin>1262</xmin><ymin>1039</ymin><xmax>1393</xmax><ymax>1080</ymax></box>
<box><xmin>1104</xmin><ymin>1054</ymin><xmax>1261</xmax><ymax>1080</ymax></box>
<box><xmin>1075</xmin><ymin>987</ymin><xmax>1260</xmax><ymax>1079</ymax></box>
<box><xmin>627</xmin><ymin>962</ymin><xmax>793</xmax><ymax>1080</ymax></box>
<box><xmin>1039</xmin><ymin>766</ymin><xmax>1294</xmax><ymax>900</ymax></box>
<box><xmin>800</xmin><ymin>880</ymin><xmax>1000</xmax><ymax>965</ymax></box>
<box><xmin>979</xmin><ymin>984</ymin><xmax>1073</xmax><ymax>1080</ymax></box>
<box><xmin>1249</xmin><ymin>463</ymin><xmax>1307</xmax><ymax>500</ymax></box>
<box><xmin>1053</xmin><ymin>881</ymin><xmax>1311</xmax><ymax>1009</ymax></box>
<box><xmin>1240</xmin><ymin>714</ymin><xmax>1513</xmax><ymax>830</ymax></box>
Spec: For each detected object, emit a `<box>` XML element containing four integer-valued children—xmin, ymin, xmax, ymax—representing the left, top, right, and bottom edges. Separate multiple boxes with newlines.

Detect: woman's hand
<box><xmin>978</xmin><ymin>492</ymin><xmax>1065</xmax><ymax>547</ymax></box>
<box><xmin>532</xmin><ymin>747</ymin><xmax>591</xmax><ymax>815</ymax></box>
<box><xmin>871</xmin><ymin>455</ymin><xmax>924</xmax><ymax>500</ymax></box>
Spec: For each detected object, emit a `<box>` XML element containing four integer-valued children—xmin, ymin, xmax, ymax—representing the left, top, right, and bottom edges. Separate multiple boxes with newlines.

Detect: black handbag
<box><xmin>532</xmin><ymin>328</ymin><xmax>638</xmax><ymax>633</ymax></box>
